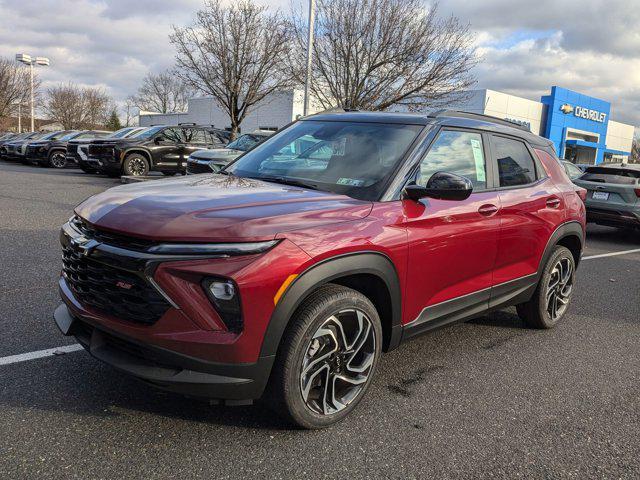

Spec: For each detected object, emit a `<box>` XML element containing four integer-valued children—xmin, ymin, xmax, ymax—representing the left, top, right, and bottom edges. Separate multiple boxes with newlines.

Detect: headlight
<box><xmin>146</xmin><ymin>240</ymin><xmax>279</xmax><ymax>256</ymax></box>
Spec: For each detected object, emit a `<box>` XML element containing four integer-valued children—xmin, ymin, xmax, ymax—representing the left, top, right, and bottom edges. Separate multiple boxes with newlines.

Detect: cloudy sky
<box><xmin>1</xmin><ymin>0</ymin><xmax>639</xmax><ymax>127</ymax></box>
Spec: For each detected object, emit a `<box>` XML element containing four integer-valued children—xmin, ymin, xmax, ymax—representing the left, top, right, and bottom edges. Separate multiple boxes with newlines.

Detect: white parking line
<box><xmin>0</xmin><ymin>344</ymin><xmax>83</xmax><ymax>366</ymax></box>
<box><xmin>582</xmin><ymin>248</ymin><xmax>640</xmax><ymax>260</ymax></box>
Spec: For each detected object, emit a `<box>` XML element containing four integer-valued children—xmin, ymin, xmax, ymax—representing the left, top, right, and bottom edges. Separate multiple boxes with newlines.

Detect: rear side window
<box><xmin>493</xmin><ymin>136</ymin><xmax>537</xmax><ymax>187</ymax></box>
<box><xmin>581</xmin><ymin>167</ymin><xmax>640</xmax><ymax>185</ymax></box>
<box><xmin>417</xmin><ymin>130</ymin><xmax>487</xmax><ymax>190</ymax></box>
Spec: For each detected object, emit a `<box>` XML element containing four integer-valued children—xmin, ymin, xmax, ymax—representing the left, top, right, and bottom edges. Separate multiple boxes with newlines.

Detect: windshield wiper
<box><xmin>249</xmin><ymin>175</ymin><xmax>319</xmax><ymax>190</ymax></box>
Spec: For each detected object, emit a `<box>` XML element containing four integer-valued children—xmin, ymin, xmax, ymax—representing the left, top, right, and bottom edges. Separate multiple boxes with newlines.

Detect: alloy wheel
<box><xmin>128</xmin><ymin>157</ymin><xmax>147</xmax><ymax>176</ymax></box>
<box><xmin>50</xmin><ymin>152</ymin><xmax>66</xmax><ymax>168</ymax></box>
<box><xmin>300</xmin><ymin>308</ymin><xmax>376</xmax><ymax>416</ymax></box>
<box><xmin>545</xmin><ymin>257</ymin><xmax>573</xmax><ymax>321</ymax></box>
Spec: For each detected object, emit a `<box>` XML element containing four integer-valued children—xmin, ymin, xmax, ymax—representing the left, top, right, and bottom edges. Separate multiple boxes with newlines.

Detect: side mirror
<box><xmin>402</xmin><ymin>171</ymin><xmax>473</xmax><ymax>201</ymax></box>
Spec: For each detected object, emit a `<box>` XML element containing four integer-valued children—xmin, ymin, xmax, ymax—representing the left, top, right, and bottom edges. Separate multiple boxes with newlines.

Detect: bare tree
<box><xmin>630</xmin><ymin>137</ymin><xmax>640</xmax><ymax>164</ymax></box>
<box><xmin>129</xmin><ymin>70</ymin><xmax>191</xmax><ymax>113</ymax></box>
<box><xmin>0</xmin><ymin>57</ymin><xmax>39</xmax><ymax>124</ymax></box>
<box><xmin>289</xmin><ymin>0</ymin><xmax>476</xmax><ymax>111</ymax></box>
<box><xmin>44</xmin><ymin>83</ymin><xmax>113</xmax><ymax>129</ymax></box>
<box><xmin>170</xmin><ymin>0</ymin><xmax>293</xmax><ymax>138</ymax></box>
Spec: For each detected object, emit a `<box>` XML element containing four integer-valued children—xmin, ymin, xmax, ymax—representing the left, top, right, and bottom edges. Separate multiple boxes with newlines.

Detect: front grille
<box><xmin>26</xmin><ymin>145</ymin><xmax>38</xmax><ymax>156</ymax></box>
<box><xmin>88</xmin><ymin>144</ymin><xmax>114</xmax><ymax>157</ymax></box>
<box><xmin>62</xmin><ymin>243</ymin><xmax>171</xmax><ymax>325</ymax></box>
<box><xmin>71</xmin><ymin>216</ymin><xmax>153</xmax><ymax>252</ymax></box>
<box><xmin>187</xmin><ymin>160</ymin><xmax>213</xmax><ymax>174</ymax></box>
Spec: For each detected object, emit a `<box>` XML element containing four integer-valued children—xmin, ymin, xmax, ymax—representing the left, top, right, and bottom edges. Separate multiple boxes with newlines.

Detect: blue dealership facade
<box><xmin>453</xmin><ymin>86</ymin><xmax>635</xmax><ymax>165</ymax></box>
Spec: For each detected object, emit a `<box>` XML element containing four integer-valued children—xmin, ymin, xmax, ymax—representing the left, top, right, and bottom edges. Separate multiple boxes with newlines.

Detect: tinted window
<box><xmin>581</xmin><ymin>167</ymin><xmax>640</xmax><ymax>184</ymax></box>
<box><xmin>228</xmin><ymin>120</ymin><xmax>423</xmax><ymax>201</ymax></box>
<box><xmin>184</xmin><ymin>128</ymin><xmax>208</xmax><ymax>144</ymax></box>
<box><xmin>563</xmin><ymin>162</ymin><xmax>583</xmax><ymax>179</ymax></box>
<box><xmin>162</xmin><ymin>128</ymin><xmax>183</xmax><ymax>143</ymax></box>
<box><xmin>417</xmin><ymin>130</ymin><xmax>487</xmax><ymax>189</ymax></box>
<box><xmin>494</xmin><ymin>136</ymin><xmax>537</xmax><ymax>187</ymax></box>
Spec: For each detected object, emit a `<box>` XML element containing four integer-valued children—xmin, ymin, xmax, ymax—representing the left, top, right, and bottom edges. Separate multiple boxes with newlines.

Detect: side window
<box><xmin>184</xmin><ymin>128</ymin><xmax>208</xmax><ymax>145</ymax></box>
<box><xmin>162</xmin><ymin>128</ymin><xmax>183</xmax><ymax>143</ymax></box>
<box><xmin>417</xmin><ymin>130</ymin><xmax>487</xmax><ymax>190</ymax></box>
<box><xmin>493</xmin><ymin>136</ymin><xmax>537</xmax><ymax>187</ymax></box>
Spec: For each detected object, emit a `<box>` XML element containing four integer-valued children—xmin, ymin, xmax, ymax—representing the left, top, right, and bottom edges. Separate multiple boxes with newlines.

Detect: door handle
<box><xmin>478</xmin><ymin>204</ymin><xmax>499</xmax><ymax>216</ymax></box>
<box><xmin>546</xmin><ymin>196</ymin><xmax>561</xmax><ymax>209</ymax></box>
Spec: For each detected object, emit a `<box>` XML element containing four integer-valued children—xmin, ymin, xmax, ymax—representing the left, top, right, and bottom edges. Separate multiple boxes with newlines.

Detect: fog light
<box><xmin>209</xmin><ymin>280</ymin><xmax>235</xmax><ymax>300</ymax></box>
<box><xmin>202</xmin><ymin>278</ymin><xmax>243</xmax><ymax>332</ymax></box>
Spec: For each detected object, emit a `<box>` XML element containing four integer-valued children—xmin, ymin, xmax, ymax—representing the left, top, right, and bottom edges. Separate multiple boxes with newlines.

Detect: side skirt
<box><xmin>400</xmin><ymin>274</ymin><xmax>538</xmax><ymax>343</ymax></box>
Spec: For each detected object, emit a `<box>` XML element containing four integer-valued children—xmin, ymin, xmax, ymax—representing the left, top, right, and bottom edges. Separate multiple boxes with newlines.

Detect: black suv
<box><xmin>71</xmin><ymin>127</ymin><xmax>146</xmax><ymax>173</ymax></box>
<box><xmin>28</xmin><ymin>130</ymin><xmax>110</xmax><ymax>168</ymax></box>
<box><xmin>87</xmin><ymin>125</ymin><xmax>228</xmax><ymax>177</ymax></box>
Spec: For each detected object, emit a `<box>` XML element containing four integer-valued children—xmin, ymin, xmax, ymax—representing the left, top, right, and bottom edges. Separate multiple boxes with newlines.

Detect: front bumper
<box><xmin>55</xmin><ymin>303</ymin><xmax>274</xmax><ymax>402</ymax></box>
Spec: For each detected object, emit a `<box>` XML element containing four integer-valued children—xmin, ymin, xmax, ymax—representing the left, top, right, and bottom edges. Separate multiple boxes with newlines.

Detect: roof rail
<box><xmin>428</xmin><ymin>110</ymin><xmax>530</xmax><ymax>132</ymax></box>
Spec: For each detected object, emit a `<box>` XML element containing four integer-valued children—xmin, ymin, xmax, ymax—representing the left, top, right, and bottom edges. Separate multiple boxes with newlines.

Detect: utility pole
<box><xmin>17</xmin><ymin>104</ymin><xmax>21</xmax><ymax>133</ymax></box>
<box><xmin>303</xmin><ymin>0</ymin><xmax>316</xmax><ymax>116</ymax></box>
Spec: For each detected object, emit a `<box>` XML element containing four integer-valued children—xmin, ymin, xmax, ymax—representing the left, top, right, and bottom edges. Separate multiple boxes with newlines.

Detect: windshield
<box><xmin>59</xmin><ymin>131</ymin><xmax>82</xmax><ymax>141</ymax></box>
<box><xmin>227</xmin><ymin>120</ymin><xmax>423</xmax><ymax>201</ymax></box>
<box><xmin>107</xmin><ymin>127</ymin><xmax>135</xmax><ymax>139</ymax></box>
<box><xmin>130</xmin><ymin>126</ymin><xmax>163</xmax><ymax>139</ymax></box>
<box><xmin>41</xmin><ymin>131</ymin><xmax>64</xmax><ymax>140</ymax></box>
<box><xmin>227</xmin><ymin>134</ymin><xmax>266</xmax><ymax>151</ymax></box>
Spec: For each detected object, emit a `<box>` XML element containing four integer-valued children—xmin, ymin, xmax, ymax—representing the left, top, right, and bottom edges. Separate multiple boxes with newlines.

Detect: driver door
<box><xmin>154</xmin><ymin>127</ymin><xmax>184</xmax><ymax>169</ymax></box>
<box><xmin>402</xmin><ymin>129</ymin><xmax>501</xmax><ymax>330</ymax></box>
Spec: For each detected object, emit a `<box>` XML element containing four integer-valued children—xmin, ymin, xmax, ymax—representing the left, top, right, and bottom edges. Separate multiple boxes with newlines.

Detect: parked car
<box><xmin>24</xmin><ymin>130</ymin><xmax>75</xmax><ymax>166</ymax></box>
<box><xmin>561</xmin><ymin>160</ymin><xmax>585</xmax><ymax>180</ymax></box>
<box><xmin>186</xmin><ymin>130</ymin><xmax>273</xmax><ymax>174</ymax></box>
<box><xmin>573</xmin><ymin>163</ymin><xmax>640</xmax><ymax>229</ymax></box>
<box><xmin>2</xmin><ymin>131</ymin><xmax>48</xmax><ymax>162</ymax></box>
<box><xmin>0</xmin><ymin>132</ymin><xmax>31</xmax><ymax>158</ymax></box>
<box><xmin>28</xmin><ymin>130</ymin><xmax>111</xmax><ymax>168</ymax></box>
<box><xmin>86</xmin><ymin>125</ymin><xmax>226</xmax><ymax>177</ymax></box>
<box><xmin>71</xmin><ymin>127</ymin><xmax>146</xmax><ymax>173</ymax></box>
<box><xmin>54</xmin><ymin>110</ymin><xmax>586</xmax><ymax>428</ymax></box>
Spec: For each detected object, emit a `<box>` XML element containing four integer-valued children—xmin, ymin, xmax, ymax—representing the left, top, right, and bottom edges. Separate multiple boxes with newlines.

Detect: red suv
<box><xmin>54</xmin><ymin>111</ymin><xmax>586</xmax><ymax>428</ymax></box>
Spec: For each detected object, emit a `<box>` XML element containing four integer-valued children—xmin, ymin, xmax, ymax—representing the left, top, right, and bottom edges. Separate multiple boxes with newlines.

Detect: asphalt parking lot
<box><xmin>1</xmin><ymin>160</ymin><xmax>639</xmax><ymax>479</ymax></box>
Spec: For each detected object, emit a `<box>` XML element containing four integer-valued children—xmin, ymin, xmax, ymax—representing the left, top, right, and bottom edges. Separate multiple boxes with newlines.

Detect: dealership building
<box><xmin>139</xmin><ymin>85</ymin><xmax>635</xmax><ymax>164</ymax></box>
<box><xmin>450</xmin><ymin>86</ymin><xmax>635</xmax><ymax>164</ymax></box>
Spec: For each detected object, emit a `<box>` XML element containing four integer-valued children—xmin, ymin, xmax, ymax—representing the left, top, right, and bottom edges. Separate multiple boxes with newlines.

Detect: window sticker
<box><xmin>336</xmin><ymin>178</ymin><xmax>364</xmax><ymax>186</ymax></box>
<box><xmin>470</xmin><ymin>138</ymin><xmax>486</xmax><ymax>182</ymax></box>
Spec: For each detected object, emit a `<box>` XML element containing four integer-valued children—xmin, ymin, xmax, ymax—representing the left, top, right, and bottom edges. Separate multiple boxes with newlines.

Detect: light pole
<box><xmin>16</xmin><ymin>53</ymin><xmax>50</xmax><ymax>132</ymax></box>
<box><xmin>303</xmin><ymin>0</ymin><xmax>316</xmax><ymax>116</ymax></box>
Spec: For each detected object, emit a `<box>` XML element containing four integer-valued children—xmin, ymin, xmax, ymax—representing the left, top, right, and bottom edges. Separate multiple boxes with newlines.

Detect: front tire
<box><xmin>267</xmin><ymin>284</ymin><xmax>382</xmax><ymax>429</ymax></box>
<box><xmin>517</xmin><ymin>246</ymin><xmax>575</xmax><ymax>329</ymax></box>
<box><xmin>48</xmin><ymin>151</ymin><xmax>67</xmax><ymax>169</ymax></box>
<box><xmin>123</xmin><ymin>153</ymin><xmax>149</xmax><ymax>176</ymax></box>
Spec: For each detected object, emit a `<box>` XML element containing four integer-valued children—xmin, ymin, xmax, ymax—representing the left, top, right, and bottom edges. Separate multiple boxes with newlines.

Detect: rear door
<box><xmin>155</xmin><ymin>127</ymin><xmax>184</xmax><ymax>169</ymax></box>
<box><xmin>489</xmin><ymin>134</ymin><xmax>565</xmax><ymax>298</ymax></box>
<box><xmin>182</xmin><ymin>128</ymin><xmax>211</xmax><ymax>168</ymax></box>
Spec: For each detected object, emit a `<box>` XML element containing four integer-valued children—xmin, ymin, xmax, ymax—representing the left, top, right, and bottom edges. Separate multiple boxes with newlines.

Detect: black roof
<box><xmin>587</xmin><ymin>162</ymin><xmax>640</xmax><ymax>171</ymax></box>
<box><xmin>303</xmin><ymin>110</ymin><xmax>554</xmax><ymax>148</ymax></box>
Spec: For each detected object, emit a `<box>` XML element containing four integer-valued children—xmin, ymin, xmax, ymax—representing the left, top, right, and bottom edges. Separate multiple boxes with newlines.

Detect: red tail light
<box><xmin>634</xmin><ymin>188</ymin><xmax>640</xmax><ymax>198</ymax></box>
<box><xmin>576</xmin><ymin>187</ymin><xmax>587</xmax><ymax>202</ymax></box>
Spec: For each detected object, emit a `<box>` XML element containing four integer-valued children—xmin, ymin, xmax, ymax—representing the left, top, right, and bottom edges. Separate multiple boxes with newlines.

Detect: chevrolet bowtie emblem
<box><xmin>71</xmin><ymin>235</ymin><xmax>99</xmax><ymax>257</ymax></box>
<box><xmin>559</xmin><ymin>104</ymin><xmax>574</xmax><ymax>114</ymax></box>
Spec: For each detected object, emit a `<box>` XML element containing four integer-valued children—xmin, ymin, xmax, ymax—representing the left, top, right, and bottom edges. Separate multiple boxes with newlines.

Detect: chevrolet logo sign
<box><xmin>560</xmin><ymin>104</ymin><xmax>574</xmax><ymax>114</ymax></box>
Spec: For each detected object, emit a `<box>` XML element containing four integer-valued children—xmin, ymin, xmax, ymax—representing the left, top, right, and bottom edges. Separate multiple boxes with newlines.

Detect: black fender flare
<box><xmin>258</xmin><ymin>252</ymin><xmax>403</xmax><ymax>359</ymax></box>
<box><xmin>122</xmin><ymin>148</ymin><xmax>153</xmax><ymax>168</ymax></box>
<box><xmin>536</xmin><ymin>220</ymin><xmax>584</xmax><ymax>281</ymax></box>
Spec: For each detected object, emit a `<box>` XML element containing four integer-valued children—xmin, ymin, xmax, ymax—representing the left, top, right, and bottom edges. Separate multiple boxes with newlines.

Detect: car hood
<box><xmin>75</xmin><ymin>174</ymin><xmax>373</xmax><ymax>242</ymax></box>
<box><xmin>190</xmin><ymin>148</ymin><xmax>242</xmax><ymax>161</ymax></box>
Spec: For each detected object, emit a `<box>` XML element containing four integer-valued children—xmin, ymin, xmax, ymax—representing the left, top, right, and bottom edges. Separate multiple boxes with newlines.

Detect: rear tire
<box><xmin>123</xmin><ymin>153</ymin><xmax>149</xmax><ymax>176</ymax></box>
<box><xmin>266</xmin><ymin>284</ymin><xmax>382</xmax><ymax>429</ymax></box>
<box><xmin>517</xmin><ymin>246</ymin><xmax>575</xmax><ymax>329</ymax></box>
